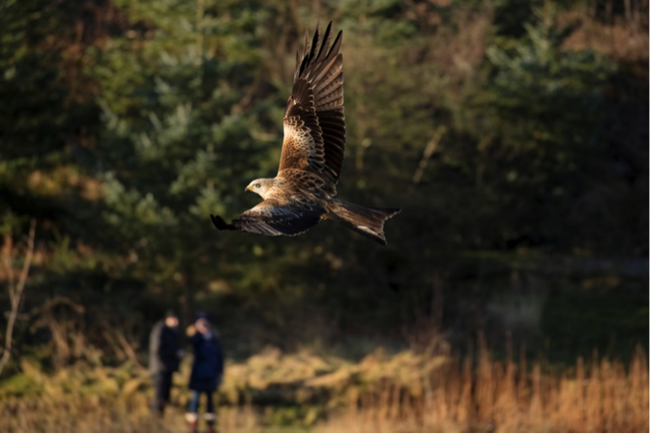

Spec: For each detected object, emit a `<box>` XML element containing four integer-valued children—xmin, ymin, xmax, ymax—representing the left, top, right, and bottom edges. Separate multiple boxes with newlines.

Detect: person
<box><xmin>149</xmin><ymin>310</ymin><xmax>183</xmax><ymax>416</ymax></box>
<box><xmin>186</xmin><ymin>311</ymin><xmax>224</xmax><ymax>433</ymax></box>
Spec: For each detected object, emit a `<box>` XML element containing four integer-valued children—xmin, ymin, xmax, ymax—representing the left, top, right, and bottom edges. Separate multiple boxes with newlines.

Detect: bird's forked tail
<box><xmin>326</xmin><ymin>199</ymin><xmax>400</xmax><ymax>246</ymax></box>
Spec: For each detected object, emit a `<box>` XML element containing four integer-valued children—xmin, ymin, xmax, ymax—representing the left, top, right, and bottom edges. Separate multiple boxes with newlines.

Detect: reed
<box><xmin>1</xmin><ymin>347</ymin><xmax>647</xmax><ymax>432</ymax></box>
<box><xmin>318</xmin><ymin>347</ymin><xmax>649</xmax><ymax>433</ymax></box>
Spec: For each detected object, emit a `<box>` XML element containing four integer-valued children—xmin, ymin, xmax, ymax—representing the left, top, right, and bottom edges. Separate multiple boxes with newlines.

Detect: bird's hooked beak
<box><xmin>245</xmin><ymin>185</ymin><xmax>253</xmax><ymax>192</ymax></box>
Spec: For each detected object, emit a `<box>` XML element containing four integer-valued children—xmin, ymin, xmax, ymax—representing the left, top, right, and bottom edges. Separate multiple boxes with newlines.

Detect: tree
<box><xmin>92</xmin><ymin>0</ymin><xmax>283</xmax><ymax>318</ymax></box>
<box><xmin>460</xmin><ymin>8</ymin><xmax>616</xmax><ymax>252</ymax></box>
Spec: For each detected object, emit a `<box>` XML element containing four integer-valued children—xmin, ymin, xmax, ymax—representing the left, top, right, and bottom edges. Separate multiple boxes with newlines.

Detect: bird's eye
<box><xmin>255</xmin><ymin>183</ymin><xmax>261</xmax><ymax>188</ymax></box>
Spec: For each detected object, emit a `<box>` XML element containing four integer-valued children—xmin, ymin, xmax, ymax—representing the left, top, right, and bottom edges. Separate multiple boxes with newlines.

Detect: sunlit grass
<box><xmin>1</xmin><ymin>346</ymin><xmax>647</xmax><ymax>433</ymax></box>
<box><xmin>317</xmin><ymin>347</ymin><xmax>649</xmax><ymax>433</ymax></box>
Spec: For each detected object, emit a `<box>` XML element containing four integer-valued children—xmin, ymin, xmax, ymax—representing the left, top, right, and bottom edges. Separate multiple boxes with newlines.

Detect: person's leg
<box><xmin>151</xmin><ymin>374</ymin><xmax>165</xmax><ymax>416</ymax></box>
<box><xmin>205</xmin><ymin>392</ymin><xmax>216</xmax><ymax>433</ymax></box>
<box><xmin>162</xmin><ymin>371</ymin><xmax>173</xmax><ymax>405</ymax></box>
<box><xmin>205</xmin><ymin>391</ymin><xmax>214</xmax><ymax>414</ymax></box>
<box><xmin>186</xmin><ymin>390</ymin><xmax>200</xmax><ymax>432</ymax></box>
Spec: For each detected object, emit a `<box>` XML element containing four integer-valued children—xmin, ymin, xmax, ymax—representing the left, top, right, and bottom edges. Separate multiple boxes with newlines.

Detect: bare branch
<box><xmin>0</xmin><ymin>219</ymin><xmax>36</xmax><ymax>376</ymax></box>
<box><xmin>16</xmin><ymin>220</ymin><xmax>36</xmax><ymax>302</ymax></box>
<box><xmin>2</xmin><ymin>233</ymin><xmax>15</xmax><ymax>302</ymax></box>
<box><xmin>412</xmin><ymin>126</ymin><xmax>446</xmax><ymax>185</ymax></box>
<box><xmin>115</xmin><ymin>329</ymin><xmax>142</xmax><ymax>368</ymax></box>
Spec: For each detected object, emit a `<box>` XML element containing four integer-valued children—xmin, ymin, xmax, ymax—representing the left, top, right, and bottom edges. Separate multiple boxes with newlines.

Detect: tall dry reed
<box><xmin>318</xmin><ymin>347</ymin><xmax>649</xmax><ymax>433</ymax></box>
<box><xmin>1</xmin><ymin>348</ymin><xmax>647</xmax><ymax>432</ymax></box>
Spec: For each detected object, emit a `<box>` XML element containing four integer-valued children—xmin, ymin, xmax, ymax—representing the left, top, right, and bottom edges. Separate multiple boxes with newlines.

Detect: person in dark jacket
<box><xmin>185</xmin><ymin>311</ymin><xmax>224</xmax><ymax>433</ymax></box>
<box><xmin>149</xmin><ymin>310</ymin><xmax>183</xmax><ymax>416</ymax></box>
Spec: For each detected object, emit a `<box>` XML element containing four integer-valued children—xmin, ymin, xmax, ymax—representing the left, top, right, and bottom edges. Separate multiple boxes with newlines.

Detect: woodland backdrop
<box><xmin>0</xmin><ymin>0</ymin><xmax>648</xmax><ymax>431</ymax></box>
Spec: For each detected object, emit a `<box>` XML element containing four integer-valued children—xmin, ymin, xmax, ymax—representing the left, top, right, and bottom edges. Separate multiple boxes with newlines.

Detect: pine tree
<box><xmin>93</xmin><ymin>0</ymin><xmax>282</xmax><ymax>316</ymax></box>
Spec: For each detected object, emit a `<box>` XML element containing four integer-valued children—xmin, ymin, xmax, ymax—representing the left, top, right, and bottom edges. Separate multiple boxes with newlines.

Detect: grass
<box><xmin>0</xmin><ymin>345</ymin><xmax>647</xmax><ymax>432</ymax></box>
<box><xmin>317</xmin><ymin>347</ymin><xmax>649</xmax><ymax>433</ymax></box>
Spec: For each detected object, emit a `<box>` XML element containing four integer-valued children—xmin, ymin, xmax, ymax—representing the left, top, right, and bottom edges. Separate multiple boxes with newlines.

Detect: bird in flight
<box><xmin>211</xmin><ymin>22</ymin><xmax>400</xmax><ymax>245</ymax></box>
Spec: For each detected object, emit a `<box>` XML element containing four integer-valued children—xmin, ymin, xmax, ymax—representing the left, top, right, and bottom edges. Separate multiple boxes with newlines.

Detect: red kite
<box><xmin>211</xmin><ymin>22</ymin><xmax>400</xmax><ymax>245</ymax></box>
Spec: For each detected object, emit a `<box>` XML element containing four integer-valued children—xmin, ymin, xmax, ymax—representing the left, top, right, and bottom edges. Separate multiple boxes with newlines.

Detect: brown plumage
<box><xmin>211</xmin><ymin>22</ymin><xmax>400</xmax><ymax>245</ymax></box>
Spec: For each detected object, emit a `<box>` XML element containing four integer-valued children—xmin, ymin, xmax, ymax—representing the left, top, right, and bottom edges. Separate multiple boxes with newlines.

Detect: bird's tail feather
<box><xmin>326</xmin><ymin>199</ymin><xmax>400</xmax><ymax>246</ymax></box>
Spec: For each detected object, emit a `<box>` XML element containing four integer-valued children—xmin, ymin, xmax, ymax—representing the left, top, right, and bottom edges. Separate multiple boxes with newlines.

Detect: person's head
<box><xmin>164</xmin><ymin>310</ymin><xmax>179</xmax><ymax>328</ymax></box>
<box><xmin>194</xmin><ymin>311</ymin><xmax>211</xmax><ymax>334</ymax></box>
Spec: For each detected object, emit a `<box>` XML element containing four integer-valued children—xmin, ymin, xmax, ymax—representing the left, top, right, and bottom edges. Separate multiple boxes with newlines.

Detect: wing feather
<box><xmin>211</xmin><ymin>198</ymin><xmax>325</xmax><ymax>237</ymax></box>
<box><xmin>278</xmin><ymin>22</ymin><xmax>346</xmax><ymax>189</ymax></box>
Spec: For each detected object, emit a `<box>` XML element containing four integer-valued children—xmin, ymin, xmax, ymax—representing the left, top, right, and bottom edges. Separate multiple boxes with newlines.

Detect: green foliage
<box><xmin>84</xmin><ymin>1</ymin><xmax>296</xmax><ymax>328</ymax></box>
<box><xmin>0</xmin><ymin>0</ymin><xmax>647</xmax><ymax>373</ymax></box>
<box><xmin>451</xmin><ymin>13</ymin><xmax>618</xmax><ymax>250</ymax></box>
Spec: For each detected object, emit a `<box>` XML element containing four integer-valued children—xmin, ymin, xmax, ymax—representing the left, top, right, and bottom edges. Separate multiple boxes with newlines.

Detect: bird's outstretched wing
<box><xmin>211</xmin><ymin>199</ymin><xmax>325</xmax><ymax>237</ymax></box>
<box><xmin>278</xmin><ymin>22</ymin><xmax>346</xmax><ymax>192</ymax></box>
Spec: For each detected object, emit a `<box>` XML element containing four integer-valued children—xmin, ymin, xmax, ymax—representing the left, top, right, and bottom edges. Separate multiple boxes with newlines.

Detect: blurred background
<box><xmin>0</xmin><ymin>0</ymin><xmax>648</xmax><ymax>432</ymax></box>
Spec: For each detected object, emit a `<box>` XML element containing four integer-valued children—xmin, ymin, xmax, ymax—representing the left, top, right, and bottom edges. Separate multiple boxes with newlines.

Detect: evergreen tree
<box><xmin>93</xmin><ymin>0</ymin><xmax>282</xmax><ymax>316</ymax></box>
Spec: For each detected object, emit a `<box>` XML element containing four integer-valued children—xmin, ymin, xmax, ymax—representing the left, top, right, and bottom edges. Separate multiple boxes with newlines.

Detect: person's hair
<box><xmin>194</xmin><ymin>311</ymin><xmax>211</xmax><ymax>322</ymax></box>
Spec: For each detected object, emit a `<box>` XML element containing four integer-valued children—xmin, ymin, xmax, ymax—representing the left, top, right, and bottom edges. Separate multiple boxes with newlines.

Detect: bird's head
<box><xmin>246</xmin><ymin>178</ymin><xmax>274</xmax><ymax>199</ymax></box>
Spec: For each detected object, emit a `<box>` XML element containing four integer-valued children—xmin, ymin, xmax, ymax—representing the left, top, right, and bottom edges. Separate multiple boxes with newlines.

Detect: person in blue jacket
<box><xmin>185</xmin><ymin>312</ymin><xmax>224</xmax><ymax>433</ymax></box>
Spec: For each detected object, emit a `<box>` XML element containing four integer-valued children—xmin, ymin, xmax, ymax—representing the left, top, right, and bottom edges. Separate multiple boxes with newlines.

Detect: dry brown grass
<box><xmin>1</xmin><ymin>347</ymin><xmax>647</xmax><ymax>432</ymax></box>
<box><xmin>0</xmin><ymin>394</ymin><xmax>262</xmax><ymax>433</ymax></box>
<box><xmin>317</xmin><ymin>348</ymin><xmax>649</xmax><ymax>433</ymax></box>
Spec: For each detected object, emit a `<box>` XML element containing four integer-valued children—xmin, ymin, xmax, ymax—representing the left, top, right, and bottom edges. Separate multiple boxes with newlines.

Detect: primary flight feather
<box><xmin>211</xmin><ymin>22</ymin><xmax>400</xmax><ymax>245</ymax></box>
